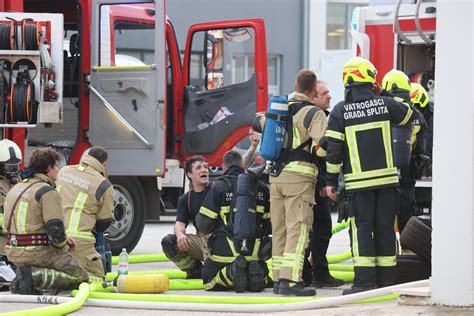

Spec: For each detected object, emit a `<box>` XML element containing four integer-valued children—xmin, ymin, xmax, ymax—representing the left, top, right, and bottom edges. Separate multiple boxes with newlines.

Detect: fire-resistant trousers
<box><xmin>270</xmin><ymin>181</ymin><xmax>315</xmax><ymax>283</ymax></box>
<box><xmin>348</xmin><ymin>187</ymin><xmax>398</xmax><ymax>287</ymax></box>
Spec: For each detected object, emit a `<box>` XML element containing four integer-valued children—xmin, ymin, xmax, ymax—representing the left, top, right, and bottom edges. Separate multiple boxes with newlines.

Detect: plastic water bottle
<box><xmin>118</xmin><ymin>248</ymin><xmax>129</xmax><ymax>275</ymax></box>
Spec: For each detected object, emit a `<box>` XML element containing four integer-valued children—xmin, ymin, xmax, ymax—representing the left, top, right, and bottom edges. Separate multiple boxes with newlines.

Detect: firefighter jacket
<box><xmin>3</xmin><ymin>173</ymin><xmax>67</xmax><ymax>248</ymax></box>
<box><xmin>391</xmin><ymin>90</ymin><xmax>428</xmax><ymax>156</ymax></box>
<box><xmin>325</xmin><ymin>84</ymin><xmax>414</xmax><ymax>192</ymax></box>
<box><xmin>196</xmin><ymin>165</ymin><xmax>271</xmax><ymax>263</ymax></box>
<box><xmin>270</xmin><ymin>92</ymin><xmax>327</xmax><ymax>184</ymax></box>
<box><xmin>56</xmin><ymin>155</ymin><xmax>114</xmax><ymax>245</ymax></box>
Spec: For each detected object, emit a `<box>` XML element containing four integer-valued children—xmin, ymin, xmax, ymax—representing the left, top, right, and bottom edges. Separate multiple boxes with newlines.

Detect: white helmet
<box><xmin>0</xmin><ymin>139</ymin><xmax>22</xmax><ymax>176</ymax></box>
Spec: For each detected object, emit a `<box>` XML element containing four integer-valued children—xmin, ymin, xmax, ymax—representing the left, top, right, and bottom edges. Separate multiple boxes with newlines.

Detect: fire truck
<box><xmin>351</xmin><ymin>0</ymin><xmax>436</xmax><ymax>212</ymax></box>
<box><xmin>0</xmin><ymin>0</ymin><xmax>268</xmax><ymax>254</ymax></box>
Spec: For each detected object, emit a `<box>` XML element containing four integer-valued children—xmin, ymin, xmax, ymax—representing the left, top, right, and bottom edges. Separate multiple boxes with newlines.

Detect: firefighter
<box><xmin>0</xmin><ymin>139</ymin><xmax>22</xmax><ymax>254</ymax></box>
<box><xmin>324</xmin><ymin>57</ymin><xmax>414</xmax><ymax>294</ymax></box>
<box><xmin>196</xmin><ymin>151</ymin><xmax>271</xmax><ymax>293</ymax></box>
<box><xmin>308</xmin><ymin>81</ymin><xmax>344</xmax><ymax>288</ymax></box>
<box><xmin>271</xmin><ymin>69</ymin><xmax>327</xmax><ymax>296</ymax></box>
<box><xmin>410</xmin><ymin>83</ymin><xmax>433</xmax><ymax>174</ymax></box>
<box><xmin>4</xmin><ymin>148</ymin><xmax>88</xmax><ymax>295</ymax></box>
<box><xmin>56</xmin><ymin>146</ymin><xmax>114</xmax><ymax>278</ymax></box>
<box><xmin>161</xmin><ymin>155</ymin><xmax>210</xmax><ymax>279</ymax></box>
<box><xmin>381</xmin><ymin>70</ymin><xmax>428</xmax><ymax>232</ymax></box>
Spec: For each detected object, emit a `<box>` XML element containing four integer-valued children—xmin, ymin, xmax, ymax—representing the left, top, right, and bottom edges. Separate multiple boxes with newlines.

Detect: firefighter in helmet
<box><xmin>4</xmin><ymin>148</ymin><xmax>88</xmax><ymax>295</ymax></box>
<box><xmin>324</xmin><ymin>57</ymin><xmax>414</xmax><ymax>294</ymax></box>
<box><xmin>381</xmin><ymin>70</ymin><xmax>428</xmax><ymax>233</ymax></box>
<box><xmin>0</xmin><ymin>139</ymin><xmax>22</xmax><ymax>254</ymax></box>
<box><xmin>411</xmin><ymin>83</ymin><xmax>433</xmax><ymax>171</ymax></box>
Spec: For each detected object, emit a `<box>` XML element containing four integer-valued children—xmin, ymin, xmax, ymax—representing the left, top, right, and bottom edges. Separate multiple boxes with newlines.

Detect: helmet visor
<box><xmin>1</xmin><ymin>163</ymin><xmax>19</xmax><ymax>176</ymax></box>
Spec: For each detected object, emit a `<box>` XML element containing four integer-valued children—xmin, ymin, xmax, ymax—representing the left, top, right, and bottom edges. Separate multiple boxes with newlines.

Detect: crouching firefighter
<box><xmin>56</xmin><ymin>146</ymin><xmax>114</xmax><ymax>279</ymax></box>
<box><xmin>3</xmin><ymin>148</ymin><xmax>88</xmax><ymax>295</ymax></box>
<box><xmin>196</xmin><ymin>151</ymin><xmax>271</xmax><ymax>293</ymax></box>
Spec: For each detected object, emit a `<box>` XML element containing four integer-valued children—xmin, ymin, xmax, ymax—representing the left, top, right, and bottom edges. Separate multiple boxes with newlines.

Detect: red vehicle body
<box><xmin>351</xmin><ymin>1</ymin><xmax>436</xmax><ymax>211</ymax></box>
<box><xmin>0</xmin><ymin>0</ymin><xmax>268</xmax><ymax>253</ymax></box>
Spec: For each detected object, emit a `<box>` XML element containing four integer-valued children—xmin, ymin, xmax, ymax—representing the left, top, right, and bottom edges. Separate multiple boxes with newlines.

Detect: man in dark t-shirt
<box><xmin>161</xmin><ymin>156</ymin><xmax>210</xmax><ymax>278</ymax></box>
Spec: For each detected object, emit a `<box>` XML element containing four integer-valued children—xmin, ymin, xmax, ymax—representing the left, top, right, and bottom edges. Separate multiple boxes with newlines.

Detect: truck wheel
<box><xmin>395</xmin><ymin>254</ymin><xmax>431</xmax><ymax>284</ymax></box>
<box><xmin>106</xmin><ymin>176</ymin><xmax>146</xmax><ymax>255</ymax></box>
<box><xmin>400</xmin><ymin>216</ymin><xmax>432</xmax><ymax>262</ymax></box>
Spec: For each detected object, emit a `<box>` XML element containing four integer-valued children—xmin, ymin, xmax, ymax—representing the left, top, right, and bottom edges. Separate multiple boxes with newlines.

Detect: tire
<box><xmin>106</xmin><ymin>176</ymin><xmax>146</xmax><ymax>255</ymax></box>
<box><xmin>395</xmin><ymin>254</ymin><xmax>431</xmax><ymax>284</ymax></box>
<box><xmin>400</xmin><ymin>216</ymin><xmax>432</xmax><ymax>262</ymax></box>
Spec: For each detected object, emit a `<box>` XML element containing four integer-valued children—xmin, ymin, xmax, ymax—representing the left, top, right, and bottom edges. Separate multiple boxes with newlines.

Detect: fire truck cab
<box><xmin>0</xmin><ymin>0</ymin><xmax>268</xmax><ymax>253</ymax></box>
<box><xmin>351</xmin><ymin>0</ymin><xmax>436</xmax><ymax>213</ymax></box>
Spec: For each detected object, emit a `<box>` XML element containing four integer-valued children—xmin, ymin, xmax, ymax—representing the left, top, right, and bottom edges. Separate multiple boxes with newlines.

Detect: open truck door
<box><xmin>89</xmin><ymin>0</ymin><xmax>166</xmax><ymax>254</ymax></box>
<box><xmin>89</xmin><ymin>0</ymin><xmax>166</xmax><ymax>176</ymax></box>
<box><xmin>182</xmin><ymin>20</ymin><xmax>268</xmax><ymax>166</ymax></box>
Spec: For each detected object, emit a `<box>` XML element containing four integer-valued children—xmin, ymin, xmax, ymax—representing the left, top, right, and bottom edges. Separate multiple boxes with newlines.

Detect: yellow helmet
<box><xmin>382</xmin><ymin>69</ymin><xmax>411</xmax><ymax>92</ymax></box>
<box><xmin>410</xmin><ymin>83</ymin><xmax>429</xmax><ymax>108</ymax></box>
<box><xmin>342</xmin><ymin>57</ymin><xmax>377</xmax><ymax>85</ymax></box>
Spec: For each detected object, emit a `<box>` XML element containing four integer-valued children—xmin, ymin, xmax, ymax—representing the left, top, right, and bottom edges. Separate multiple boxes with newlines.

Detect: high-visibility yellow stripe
<box><xmin>350</xmin><ymin>217</ymin><xmax>359</xmax><ymax>257</ymax></box>
<box><xmin>381</xmin><ymin>121</ymin><xmax>394</xmax><ymax>168</ymax></box>
<box><xmin>198</xmin><ymin>206</ymin><xmax>218</xmax><ymax>219</ymax></box>
<box><xmin>353</xmin><ymin>256</ymin><xmax>376</xmax><ymax>267</ymax></box>
<box><xmin>263</xmin><ymin>213</ymin><xmax>271</xmax><ymax>219</ymax></box>
<box><xmin>325</xmin><ymin>130</ymin><xmax>345</xmax><ymax>141</ymax></box>
<box><xmin>283</xmin><ymin>162</ymin><xmax>317</xmax><ymax>176</ymax></box>
<box><xmin>345</xmin><ymin>176</ymin><xmax>399</xmax><ymax>190</ymax></box>
<box><xmin>68</xmin><ymin>192</ymin><xmax>88</xmax><ymax>232</ymax></box>
<box><xmin>399</xmin><ymin>104</ymin><xmax>413</xmax><ymax>126</ymax></box>
<box><xmin>209</xmin><ymin>254</ymin><xmax>235</xmax><ymax>263</ymax></box>
<box><xmin>344</xmin><ymin>167</ymin><xmax>398</xmax><ymax>181</ymax></box>
<box><xmin>56</xmin><ymin>185</ymin><xmax>61</xmax><ymax>192</ymax></box>
<box><xmin>220</xmin><ymin>206</ymin><xmax>230</xmax><ymax>225</ymax></box>
<box><xmin>77</xmin><ymin>165</ymin><xmax>86</xmax><ymax>172</ymax></box>
<box><xmin>256</xmin><ymin>205</ymin><xmax>265</xmax><ymax>213</ymax></box>
<box><xmin>16</xmin><ymin>202</ymin><xmax>28</xmax><ymax>234</ymax></box>
<box><xmin>346</xmin><ymin>126</ymin><xmax>362</xmax><ymax>173</ymax></box>
<box><xmin>292</xmin><ymin>223</ymin><xmax>308</xmax><ymax>281</ymax></box>
<box><xmin>66</xmin><ymin>230</ymin><xmax>95</xmax><ymax>240</ymax></box>
<box><xmin>327</xmin><ymin>161</ymin><xmax>342</xmax><ymax>174</ymax></box>
<box><xmin>376</xmin><ymin>256</ymin><xmax>397</xmax><ymax>267</ymax></box>
<box><xmin>293</xmin><ymin>127</ymin><xmax>301</xmax><ymax>148</ymax></box>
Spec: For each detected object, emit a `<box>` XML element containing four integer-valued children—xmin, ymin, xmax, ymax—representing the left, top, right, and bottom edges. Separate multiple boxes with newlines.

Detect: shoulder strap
<box><xmin>6</xmin><ymin>180</ymin><xmax>44</xmax><ymax>233</ymax></box>
<box><xmin>187</xmin><ymin>189</ymin><xmax>193</xmax><ymax>219</ymax></box>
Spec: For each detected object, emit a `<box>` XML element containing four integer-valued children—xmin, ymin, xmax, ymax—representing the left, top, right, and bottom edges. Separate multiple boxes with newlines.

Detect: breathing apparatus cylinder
<box><xmin>233</xmin><ymin>170</ymin><xmax>259</xmax><ymax>254</ymax></box>
<box><xmin>111</xmin><ymin>274</ymin><xmax>170</xmax><ymax>294</ymax></box>
<box><xmin>392</xmin><ymin>126</ymin><xmax>411</xmax><ymax>168</ymax></box>
<box><xmin>260</xmin><ymin>96</ymin><xmax>288</xmax><ymax>161</ymax></box>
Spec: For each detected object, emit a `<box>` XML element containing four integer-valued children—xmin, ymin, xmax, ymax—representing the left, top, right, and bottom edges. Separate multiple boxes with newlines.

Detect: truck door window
<box><xmin>188</xmin><ymin>27</ymin><xmax>255</xmax><ymax>91</ymax></box>
<box><xmin>99</xmin><ymin>4</ymin><xmax>155</xmax><ymax>66</ymax></box>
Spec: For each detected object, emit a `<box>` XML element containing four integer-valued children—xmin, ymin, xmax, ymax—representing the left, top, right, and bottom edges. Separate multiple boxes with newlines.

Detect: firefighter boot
<box><xmin>31</xmin><ymin>267</ymin><xmax>88</xmax><ymax>295</ymax></box>
<box><xmin>247</xmin><ymin>261</ymin><xmax>266</xmax><ymax>292</ymax></box>
<box><xmin>186</xmin><ymin>261</ymin><xmax>203</xmax><ymax>279</ymax></box>
<box><xmin>232</xmin><ymin>256</ymin><xmax>248</xmax><ymax>293</ymax></box>
<box><xmin>10</xmin><ymin>266</ymin><xmax>42</xmax><ymax>295</ymax></box>
<box><xmin>278</xmin><ymin>279</ymin><xmax>316</xmax><ymax>296</ymax></box>
<box><xmin>342</xmin><ymin>284</ymin><xmax>376</xmax><ymax>295</ymax></box>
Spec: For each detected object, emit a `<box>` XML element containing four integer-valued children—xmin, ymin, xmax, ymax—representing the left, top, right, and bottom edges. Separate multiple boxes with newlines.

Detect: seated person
<box><xmin>161</xmin><ymin>156</ymin><xmax>210</xmax><ymax>278</ymax></box>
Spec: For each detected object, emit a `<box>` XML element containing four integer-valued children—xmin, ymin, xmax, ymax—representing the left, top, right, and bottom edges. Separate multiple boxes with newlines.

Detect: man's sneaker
<box><xmin>272</xmin><ymin>281</ymin><xmax>280</xmax><ymax>294</ymax></box>
<box><xmin>278</xmin><ymin>280</ymin><xmax>316</xmax><ymax>296</ymax></box>
<box><xmin>232</xmin><ymin>256</ymin><xmax>248</xmax><ymax>293</ymax></box>
<box><xmin>311</xmin><ymin>274</ymin><xmax>345</xmax><ymax>288</ymax></box>
<box><xmin>247</xmin><ymin>261</ymin><xmax>266</xmax><ymax>292</ymax></box>
<box><xmin>342</xmin><ymin>285</ymin><xmax>376</xmax><ymax>295</ymax></box>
